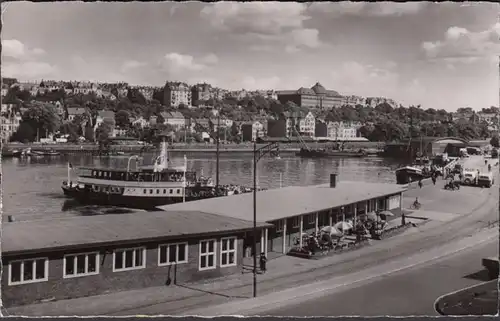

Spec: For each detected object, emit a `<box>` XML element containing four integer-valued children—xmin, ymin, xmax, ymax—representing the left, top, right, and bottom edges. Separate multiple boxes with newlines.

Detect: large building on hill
<box><xmin>163</xmin><ymin>82</ymin><xmax>192</xmax><ymax>108</ymax></box>
<box><xmin>276</xmin><ymin>82</ymin><xmax>344</xmax><ymax>109</ymax></box>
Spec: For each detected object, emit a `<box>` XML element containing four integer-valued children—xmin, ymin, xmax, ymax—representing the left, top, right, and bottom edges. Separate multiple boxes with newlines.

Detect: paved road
<box><xmin>262</xmin><ymin>238</ymin><xmax>498</xmax><ymax>316</ymax></box>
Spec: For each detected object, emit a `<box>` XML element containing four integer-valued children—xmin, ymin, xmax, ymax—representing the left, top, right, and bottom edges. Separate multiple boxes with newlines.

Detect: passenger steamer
<box><xmin>62</xmin><ymin>141</ymin><xmax>222</xmax><ymax>209</ymax></box>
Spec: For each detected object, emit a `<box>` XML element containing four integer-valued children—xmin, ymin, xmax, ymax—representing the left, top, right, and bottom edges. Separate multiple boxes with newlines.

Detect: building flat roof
<box><xmin>3</xmin><ymin>211</ymin><xmax>272</xmax><ymax>255</ymax></box>
<box><xmin>161</xmin><ymin>181</ymin><xmax>406</xmax><ymax>223</ymax></box>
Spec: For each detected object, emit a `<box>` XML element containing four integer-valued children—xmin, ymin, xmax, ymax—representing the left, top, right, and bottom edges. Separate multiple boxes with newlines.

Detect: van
<box><xmin>491</xmin><ymin>149</ymin><xmax>499</xmax><ymax>158</ymax></box>
<box><xmin>477</xmin><ymin>172</ymin><xmax>494</xmax><ymax>188</ymax></box>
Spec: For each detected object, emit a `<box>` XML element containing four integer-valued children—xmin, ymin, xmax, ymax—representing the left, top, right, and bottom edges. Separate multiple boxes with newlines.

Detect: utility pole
<box><xmin>216</xmin><ymin>111</ymin><xmax>220</xmax><ymax>188</ymax></box>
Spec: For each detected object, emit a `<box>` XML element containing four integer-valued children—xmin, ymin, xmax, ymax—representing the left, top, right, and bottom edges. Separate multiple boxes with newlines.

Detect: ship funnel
<box><xmin>329</xmin><ymin>174</ymin><xmax>338</xmax><ymax>188</ymax></box>
<box><xmin>161</xmin><ymin>139</ymin><xmax>169</xmax><ymax>169</ymax></box>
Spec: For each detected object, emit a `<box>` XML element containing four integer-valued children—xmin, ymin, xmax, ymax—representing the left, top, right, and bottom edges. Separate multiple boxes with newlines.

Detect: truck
<box><xmin>461</xmin><ymin>170</ymin><xmax>478</xmax><ymax>186</ymax></box>
<box><xmin>482</xmin><ymin>257</ymin><xmax>499</xmax><ymax>279</ymax></box>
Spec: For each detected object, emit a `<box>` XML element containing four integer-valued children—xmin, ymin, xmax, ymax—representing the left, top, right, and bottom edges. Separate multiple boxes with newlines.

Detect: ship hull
<box><xmin>296</xmin><ymin>149</ymin><xmax>366</xmax><ymax>158</ymax></box>
<box><xmin>68</xmin><ymin>189</ymin><xmax>187</xmax><ymax>209</ymax></box>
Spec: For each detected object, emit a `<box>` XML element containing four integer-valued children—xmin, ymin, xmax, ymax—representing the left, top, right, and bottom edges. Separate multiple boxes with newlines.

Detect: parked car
<box><xmin>477</xmin><ymin>172</ymin><xmax>494</xmax><ymax>188</ymax></box>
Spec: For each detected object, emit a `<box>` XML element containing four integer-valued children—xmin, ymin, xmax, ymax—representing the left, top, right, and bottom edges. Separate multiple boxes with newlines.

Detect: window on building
<box><xmin>177</xmin><ymin>189</ymin><xmax>181</xmax><ymax>194</ymax></box>
<box><xmin>113</xmin><ymin>247</ymin><xmax>146</xmax><ymax>272</ymax></box>
<box><xmin>9</xmin><ymin>258</ymin><xmax>48</xmax><ymax>285</ymax></box>
<box><xmin>291</xmin><ymin>216</ymin><xmax>300</xmax><ymax>228</ymax></box>
<box><xmin>220</xmin><ymin>237</ymin><xmax>237</xmax><ymax>267</ymax></box>
<box><xmin>307</xmin><ymin>214</ymin><xmax>316</xmax><ymax>224</ymax></box>
<box><xmin>275</xmin><ymin>219</ymin><xmax>284</xmax><ymax>232</ymax></box>
<box><xmin>64</xmin><ymin>252</ymin><xmax>99</xmax><ymax>278</ymax></box>
<box><xmin>199</xmin><ymin>239</ymin><xmax>216</xmax><ymax>270</ymax></box>
<box><xmin>158</xmin><ymin>243</ymin><xmax>188</xmax><ymax>266</ymax></box>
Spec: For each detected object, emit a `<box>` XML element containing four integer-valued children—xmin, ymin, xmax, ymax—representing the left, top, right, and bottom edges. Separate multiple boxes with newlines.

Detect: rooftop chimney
<box><xmin>330</xmin><ymin>174</ymin><xmax>338</xmax><ymax>188</ymax></box>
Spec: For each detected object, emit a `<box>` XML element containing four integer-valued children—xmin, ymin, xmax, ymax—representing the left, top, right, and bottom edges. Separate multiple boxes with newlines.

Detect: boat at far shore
<box><xmin>296</xmin><ymin>148</ymin><xmax>366</xmax><ymax>158</ymax></box>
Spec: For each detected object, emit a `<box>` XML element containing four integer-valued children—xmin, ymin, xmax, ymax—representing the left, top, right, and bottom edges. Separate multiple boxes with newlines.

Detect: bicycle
<box><xmin>410</xmin><ymin>202</ymin><xmax>421</xmax><ymax>210</ymax></box>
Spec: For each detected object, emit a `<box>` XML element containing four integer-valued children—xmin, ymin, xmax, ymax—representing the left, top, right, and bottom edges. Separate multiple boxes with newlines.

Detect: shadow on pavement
<box><xmin>463</xmin><ymin>269</ymin><xmax>495</xmax><ymax>282</ymax></box>
<box><xmin>176</xmin><ymin>284</ymin><xmax>249</xmax><ymax>299</ymax></box>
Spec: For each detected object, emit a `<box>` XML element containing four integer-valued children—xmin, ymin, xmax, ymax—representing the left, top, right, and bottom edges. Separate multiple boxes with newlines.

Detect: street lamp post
<box><xmin>252</xmin><ymin>140</ymin><xmax>279</xmax><ymax>298</ymax></box>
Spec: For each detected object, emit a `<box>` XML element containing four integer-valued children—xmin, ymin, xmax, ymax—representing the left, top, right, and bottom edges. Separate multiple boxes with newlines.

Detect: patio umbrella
<box><xmin>365</xmin><ymin>212</ymin><xmax>378</xmax><ymax>221</ymax></box>
<box><xmin>334</xmin><ymin>221</ymin><xmax>353</xmax><ymax>231</ymax></box>
<box><xmin>320</xmin><ymin>225</ymin><xmax>343</xmax><ymax>237</ymax></box>
<box><xmin>378</xmin><ymin>210</ymin><xmax>395</xmax><ymax>217</ymax></box>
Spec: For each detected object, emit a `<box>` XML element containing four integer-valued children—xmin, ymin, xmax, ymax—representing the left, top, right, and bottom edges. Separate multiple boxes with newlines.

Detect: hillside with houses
<box><xmin>1</xmin><ymin>77</ymin><xmax>498</xmax><ymax>146</ymax></box>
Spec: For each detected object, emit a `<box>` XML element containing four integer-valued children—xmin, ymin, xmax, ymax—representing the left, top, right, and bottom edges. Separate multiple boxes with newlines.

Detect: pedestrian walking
<box><xmin>418</xmin><ymin>179</ymin><xmax>423</xmax><ymax>189</ymax></box>
<box><xmin>401</xmin><ymin>213</ymin><xmax>406</xmax><ymax>226</ymax></box>
<box><xmin>431</xmin><ymin>176</ymin><xmax>436</xmax><ymax>185</ymax></box>
<box><xmin>259</xmin><ymin>252</ymin><xmax>267</xmax><ymax>273</ymax></box>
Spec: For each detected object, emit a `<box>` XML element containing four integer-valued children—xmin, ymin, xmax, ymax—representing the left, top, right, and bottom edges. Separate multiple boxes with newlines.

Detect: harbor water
<box><xmin>1</xmin><ymin>153</ymin><xmax>401</xmax><ymax>222</ymax></box>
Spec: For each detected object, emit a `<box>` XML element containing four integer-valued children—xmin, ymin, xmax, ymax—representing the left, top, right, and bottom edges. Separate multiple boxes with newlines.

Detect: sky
<box><xmin>2</xmin><ymin>1</ymin><xmax>499</xmax><ymax>111</ymax></box>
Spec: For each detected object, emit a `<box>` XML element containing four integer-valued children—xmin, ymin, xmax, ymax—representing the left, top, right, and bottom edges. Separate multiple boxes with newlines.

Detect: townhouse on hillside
<box><xmin>241</xmin><ymin>121</ymin><xmax>264</xmax><ymax>142</ymax></box>
<box><xmin>277</xmin><ymin>82</ymin><xmax>343</xmax><ymax>110</ymax></box>
<box><xmin>343</xmin><ymin>95</ymin><xmax>366</xmax><ymax>106</ymax></box>
<box><xmin>191</xmin><ymin>83</ymin><xmax>213</xmax><ymax>106</ymax></box>
<box><xmin>1</xmin><ymin>84</ymin><xmax>9</xmax><ymax>97</ymax></box>
<box><xmin>160</xmin><ymin>111</ymin><xmax>186</xmax><ymax>130</ymax></box>
<box><xmin>326</xmin><ymin>121</ymin><xmax>361</xmax><ymax>140</ymax></box>
<box><xmin>163</xmin><ymin>82</ymin><xmax>192</xmax><ymax>108</ymax></box>
<box><xmin>94</xmin><ymin>110</ymin><xmax>116</xmax><ymax>132</ymax></box>
<box><xmin>67</xmin><ymin>107</ymin><xmax>88</xmax><ymax>122</ymax></box>
<box><xmin>365</xmin><ymin>97</ymin><xmax>398</xmax><ymax>108</ymax></box>
<box><xmin>298</xmin><ymin>111</ymin><xmax>316</xmax><ymax>137</ymax></box>
<box><xmin>1</xmin><ymin>111</ymin><xmax>22</xmax><ymax>143</ymax></box>
<box><xmin>131</xmin><ymin>116</ymin><xmax>150</xmax><ymax>128</ymax></box>
<box><xmin>477</xmin><ymin>111</ymin><xmax>498</xmax><ymax>125</ymax></box>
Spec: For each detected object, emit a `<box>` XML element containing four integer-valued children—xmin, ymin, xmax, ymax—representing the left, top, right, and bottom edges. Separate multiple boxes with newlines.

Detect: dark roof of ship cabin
<box><xmin>161</xmin><ymin>181</ymin><xmax>406</xmax><ymax>223</ymax></box>
<box><xmin>3</xmin><ymin>211</ymin><xmax>272</xmax><ymax>255</ymax></box>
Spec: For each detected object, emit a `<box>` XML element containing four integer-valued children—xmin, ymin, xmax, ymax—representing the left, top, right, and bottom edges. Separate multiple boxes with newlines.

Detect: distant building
<box><xmin>191</xmin><ymin>83</ymin><xmax>212</xmax><ymax>106</ymax></box>
<box><xmin>241</xmin><ymin>121</ymin><xmax>264</xmax><ymax>142</ymax></box>
<box><xmin>267</xmin><ymin>119</ymin><xmax>287</xmax><ymax>138</ymax></box>
<box><xmin>131</xmin><ymin>116</ymin><xmax>149</xmax><ymax>128</ymax></box>
<box><xmin>477</xmin><ymin>112</ymin><xmax>497</xmax><ymax>124</ymax></box>
<box><xmin>94</xmin><ymin>110</ymin><xmax>116</xmax><ymax>137</ymax></box>
<box><xmin>277</xmin><ymin>82</ymin><xmax>343</xmax><ymax>110</ymax></box>
<box><xmin>298</xmin><ymin>111</ymin><xmax>316</xmax><ymax>137</ymax></box>
<box><xmin>67</xmin><ymin>107</ymin><xmax>87</xmax><ymax>122</ymax></box>
<box><xmin>163</xmin><ymin>82</ymin><xmax>192</xmax><ymax>108</ymax></box>
<box><xmin>1</xmin><ymin>111</ymin><xmax>22</xmax><ymax>143</ymax></box>
<box><xmin>160</xmin><ymin>111</ymin><xmax>186</xmax><ymax>130</ymax></box>
<box><xmin>315</xmin><ymin>119</ymin><xmax>328</xmax><ymax>137</ymax></box>
<box><xmin>327</xmin><ymin>121</ymin><xmax>360</xmax><ymax>140</ymax></box>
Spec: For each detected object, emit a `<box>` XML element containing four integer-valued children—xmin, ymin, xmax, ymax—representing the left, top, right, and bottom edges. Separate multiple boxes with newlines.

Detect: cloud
<box><xmin>3</xmin><ymin>61</ymin><xmax>58</xmax><ymax>79</ymax></box>
<box><xmin>201</xmin><ymin>2</ymin><xmax>309</xmax><ymax>35</ymax></box>
<box><xmin>160</xmin><ymin>53</ymin><xmax>209</xmax><ymax>72</ymax></box>
<box><xmin>121</xmin><ymin>60</ymin><xmax>147</xmax><ymax>73</ymax></box>
<box><xmin>329</xmin><ymin>61</ymin><xmax>401</xmax><ymax>97</ymax></box>
<box><xmin>308</xmin><ymin>2</ymin><xmax>426</xmax><ymax>17</ymax></box>
<box><xmin>201</xmin><ymin>2</ymin><xmax>321</xmax><ymax>53</ymax></box>
<box><xmin>1</xmin><ymin>39</ymin><xmax>55</xmax><ymax>79</ymax></box>
<box><xmin>241</xmin><ymin>76</ymin><xmax>281</xmax><ymax>90</ymax></box>
<box><xmin>199</xmin><ymin>53</ymin><xmax>219</xmax><ymax>65</ymax></box>
<box><xmin>2</xmin><ymin>39</ymin><xmax>46</xmax><ymax>59</ymax></box>
<box><xmin>421</xmin><ymin>23</ymin><xmax>500</xmax><ymax>63</ymax></box>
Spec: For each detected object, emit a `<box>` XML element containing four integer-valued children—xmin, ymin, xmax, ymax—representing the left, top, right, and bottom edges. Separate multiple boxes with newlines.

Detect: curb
<box><xmin>187</xmin><ymin>228</ymin><xmax>499</xmax><ymax>316</ymax></box>
<box><xmin>433</xmin><ymin>279</ymin><xmax>499</xmax><ymax>316</ymax></box>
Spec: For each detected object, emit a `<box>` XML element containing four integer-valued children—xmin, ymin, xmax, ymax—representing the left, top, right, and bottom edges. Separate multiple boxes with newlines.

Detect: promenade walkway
<box><xmin>4</xmin><ymin>157</ymin><xmax>497</xmax><ymax>317</ymax></box>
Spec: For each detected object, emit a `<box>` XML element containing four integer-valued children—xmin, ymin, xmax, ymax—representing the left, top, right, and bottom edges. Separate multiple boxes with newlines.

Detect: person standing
<box><xmin>259</xmin><ymin>252</ymin><xmax>267</xmax><ymax>273</ymax></box>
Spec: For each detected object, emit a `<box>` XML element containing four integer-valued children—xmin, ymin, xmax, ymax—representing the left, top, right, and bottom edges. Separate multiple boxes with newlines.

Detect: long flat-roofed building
<box><xmin>277</xmin><ymin>82</ymin><xmax>344</xmax><ymax>109</ymax></box>
<box><xmin>162</xmin><ymin>175</ymin><xmax>407</xmax><ymax>255</ymax></box>
<box><xmin>2</xmin><ymin>211</ymin><xmax>271</xmax><ymax>307</ymax></box>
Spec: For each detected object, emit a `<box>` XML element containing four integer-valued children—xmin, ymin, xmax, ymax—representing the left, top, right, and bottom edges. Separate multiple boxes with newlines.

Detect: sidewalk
<box><xmin>5</xmin><ymin>156</ymin><xmax>497</xmax><ymax>316</ymax></box>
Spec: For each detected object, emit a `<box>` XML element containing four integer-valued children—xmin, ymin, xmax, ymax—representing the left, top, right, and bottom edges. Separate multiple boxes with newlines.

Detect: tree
<box><xmin>490</xmin><ymin>135</ymin><xmax>500</xmax><ymax>148</ymax></box>
<box><xmin>230</xmin><ymin>122</ymin><xmax>239</xmax><ymax>137</ymax></box>
<box><xmin>10</xmin><ymin>122</ymin><xmax>36</xmax><ymax>142</ymax></box>
<box><xmin>115</xmin><ymin>110</ymin><xmax>131</xmax><ymax>128</ymax></box>
<box><xmin>22</xmin><ymin>102</ymin><xmax>61</xmax><ymax>138</ymax></box>
<box><xmin>95</xmin><ymin>118</ymin><xmax>114</xmax><ymax>151</ymax></box>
